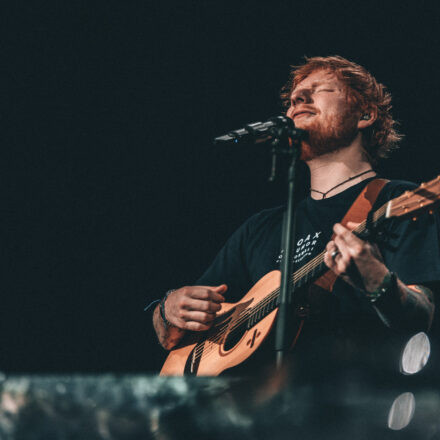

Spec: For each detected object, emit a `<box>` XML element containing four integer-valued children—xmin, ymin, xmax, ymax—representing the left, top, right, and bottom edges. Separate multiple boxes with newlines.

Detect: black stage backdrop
<box><xmin>2</xmin><ymin>1</ymin><xmax>440</xmax><ymax>373</ymax></box>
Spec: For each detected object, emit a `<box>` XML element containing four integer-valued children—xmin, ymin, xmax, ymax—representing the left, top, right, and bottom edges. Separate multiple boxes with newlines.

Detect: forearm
<box><xmin>152</xmin><ymin>304</ymin><xmax>185</xmax><ymax>350</ymax></box>
<box><xmin>373</xmin><ymin>278</ymin><xmax>435</xmax><ymax>332</ymax></box>
<box><xmin>325</xmin><ymin>223</ymin><xmax>436</xmax><ymax>332</ymax></box>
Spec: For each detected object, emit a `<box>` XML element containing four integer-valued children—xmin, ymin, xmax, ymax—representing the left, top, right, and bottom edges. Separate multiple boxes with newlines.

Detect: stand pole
<box><xmin>274</xmin><ymin>143</ymin><xmax>301</xmax><ymax>369</ymax></box>
<box><xmin>213</xmin><ymin>114</ymin><xmax>304</xmax><ymax>370</ymax></box>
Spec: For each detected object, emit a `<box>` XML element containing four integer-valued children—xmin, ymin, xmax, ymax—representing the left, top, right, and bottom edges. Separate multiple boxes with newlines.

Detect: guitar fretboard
<box><xmin>244</xmin><ymin>203</ymin><xmax>388</xmax><ymax>329</ymax></box>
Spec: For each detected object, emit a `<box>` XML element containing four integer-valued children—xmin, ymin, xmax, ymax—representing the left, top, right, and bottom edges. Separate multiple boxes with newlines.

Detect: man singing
<box><xmin>153</xmin><ymin>56</ymin><xmax>440</xmax><ymax>376</ymax></box>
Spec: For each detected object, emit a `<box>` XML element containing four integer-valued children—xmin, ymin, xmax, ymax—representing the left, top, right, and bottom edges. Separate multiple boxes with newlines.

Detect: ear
<box><xmin>357</xmin><ymin>108</ymin><xmax>377</xmax><ymax>130</ymax></box>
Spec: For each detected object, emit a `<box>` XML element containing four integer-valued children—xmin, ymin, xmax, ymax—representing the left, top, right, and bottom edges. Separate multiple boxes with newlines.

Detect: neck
<box><xmin>306</xmin><ymin>140</ymin><xmax>375</xmax><ymax>200</ymax></box>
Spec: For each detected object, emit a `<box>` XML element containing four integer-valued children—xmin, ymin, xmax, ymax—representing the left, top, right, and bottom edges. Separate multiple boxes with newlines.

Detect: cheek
<box><xmin>334</xmin><ymin>98</ymin><xmax>354</xmax><ymax>116</ymax></box>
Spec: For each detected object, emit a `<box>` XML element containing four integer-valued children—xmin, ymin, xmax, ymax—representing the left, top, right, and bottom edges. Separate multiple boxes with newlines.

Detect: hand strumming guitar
<box><xmin>153</xmin><ymin>285</ymin><xmax>227</xmax><ymax>350</ymax></box>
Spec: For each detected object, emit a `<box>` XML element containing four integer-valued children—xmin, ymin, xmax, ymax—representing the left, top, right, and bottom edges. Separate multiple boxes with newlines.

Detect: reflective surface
<box><xmin>0</xmin><ymin>373</ymin><xmax>440</xmax><ymax>440</ymax></box>
<box><xmin>388</xmin><ymin>392</ymin><xmax>415</xmax><ymax>430</ymax></box>
<box><xmin>400</xmin><ymin>332</ymin><xmax>431</xmax><ymax>375</ymax></box>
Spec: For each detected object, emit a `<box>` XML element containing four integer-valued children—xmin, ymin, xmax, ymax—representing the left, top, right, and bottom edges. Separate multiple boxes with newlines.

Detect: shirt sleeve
<box><xmin>378</xmin><ymin>181</ymin><xmax>440</xmax><ymax>285</ymax></box>
<box><xmin>195</xmin><ymin>218</ymin><xmax>254</xmax><ymax>302</ymax></box>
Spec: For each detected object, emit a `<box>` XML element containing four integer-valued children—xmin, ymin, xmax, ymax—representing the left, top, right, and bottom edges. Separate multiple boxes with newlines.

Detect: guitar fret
<box><xmin>245</xmin><ymin>207</ymin><xmax>388</xmax><ymax>329</ymax></box>
<box><xmin>162</xmin><ymin>176</ymin><xmax>440</xmax><ymax>376</ymax></box>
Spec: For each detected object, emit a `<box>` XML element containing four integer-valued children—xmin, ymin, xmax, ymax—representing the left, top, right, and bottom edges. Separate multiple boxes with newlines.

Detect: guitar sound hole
<box><xmin>223</xmin><ymin>322</ymin><xmax>247</xmax><ymax>351</ymax></box>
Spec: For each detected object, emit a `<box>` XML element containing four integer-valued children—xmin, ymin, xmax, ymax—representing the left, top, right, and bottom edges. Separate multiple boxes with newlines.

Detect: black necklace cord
<box><xmin>310</xmin><ymin>169</ymin><xmax>375</xmax><ymax>199</ymax></box>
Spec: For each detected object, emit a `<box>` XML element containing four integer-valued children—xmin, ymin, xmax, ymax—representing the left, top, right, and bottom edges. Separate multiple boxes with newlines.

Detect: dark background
<box><xmin>2</xmin><ymin>1</ymin><xmax>440</xmax><ymax>373</ymax></box>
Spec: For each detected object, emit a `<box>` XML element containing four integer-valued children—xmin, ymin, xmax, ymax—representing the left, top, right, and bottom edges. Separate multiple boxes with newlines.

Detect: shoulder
<box><xmin>378</xmin><ymin>179</ymin><xmax>418</xmax><ymax>203</ymax></box>
<box><xmin>221</xmin><ymin>205</ymin><xmax>285</xmax><ymax>247</ymax></box>
<box><xmin>243</xmin><ymin>205</ymin><xmax>285</xmax><ymax>231</ymax></box>
<box><xmin>227</xmin><ymin>205</ymin><xmax>285</xmax><ymax>244</ymax></box>
<box><xmin>383</xmin><ymin>179</ymin><xmax>418</xmax><ymax>193</ymax></box>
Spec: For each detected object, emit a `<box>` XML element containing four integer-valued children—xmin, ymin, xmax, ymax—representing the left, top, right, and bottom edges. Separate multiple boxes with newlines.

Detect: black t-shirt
<box><xmin>196</xmin><ymin>179</ymin><xmax>440</xmax><ymax>376</ymax></box>
<box><xmin>198</xmin><ymin>178</ymin><xmax>440</xmax><ymax>300</ymax></box>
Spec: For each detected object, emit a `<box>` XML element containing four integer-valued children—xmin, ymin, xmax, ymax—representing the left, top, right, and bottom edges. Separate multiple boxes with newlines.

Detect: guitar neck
<box><xmin>293</xmin><ymin>201</ymin><xmax>388</xmax><ymax>290</ymax></box>
<box><xmin>244</xmin><ymin>202</ymin><xmax>389</xmax><ymax>329</ymax></box>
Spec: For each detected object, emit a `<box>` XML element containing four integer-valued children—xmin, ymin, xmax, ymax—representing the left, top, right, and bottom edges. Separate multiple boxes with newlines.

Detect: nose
<box><xmin>291</xmin><ymin>88</ymin><xmax>312</xmax><ymax>106</ymax></box>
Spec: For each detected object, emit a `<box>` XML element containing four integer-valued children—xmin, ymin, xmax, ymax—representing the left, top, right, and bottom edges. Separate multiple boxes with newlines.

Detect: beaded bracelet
<box><xmin>365</xmin><ymin>271</ymin><xmax>396</xmax><ymax>303</ymax></box>
<box><xmin>159</xmin><ymin>289</ymin><xmax>176</xmax><ymax>329</ymax></box>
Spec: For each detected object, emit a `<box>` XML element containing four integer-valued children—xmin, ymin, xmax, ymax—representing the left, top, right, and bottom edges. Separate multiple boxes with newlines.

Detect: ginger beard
<box><xmin>298</xmin><ymin>105</ymin><xmax>360</xmax><ymax>162</ymax></box>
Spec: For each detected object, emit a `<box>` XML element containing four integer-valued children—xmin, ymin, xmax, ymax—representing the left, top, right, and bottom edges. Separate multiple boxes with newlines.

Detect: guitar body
<box><xmin>160</xmin><ymin>270</ymin><xmax>281</xmax><ymax>376</ymax></box>
<box><xmin>160</xmin><ymin>175</ymin><xmax>440</xmax><ymax>376</ymax></box>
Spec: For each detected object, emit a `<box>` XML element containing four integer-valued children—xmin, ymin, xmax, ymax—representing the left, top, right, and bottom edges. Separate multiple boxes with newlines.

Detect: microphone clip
<box><xmin>268</xmin><ymin>116</ymin><xmax>304</xmax><ymax>182</ymax></box>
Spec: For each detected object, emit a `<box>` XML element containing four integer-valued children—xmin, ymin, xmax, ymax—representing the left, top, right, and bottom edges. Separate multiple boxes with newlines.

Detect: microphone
<box><xmin>213</xmin><ymin>115</ymin><xmax>306</xmax><ymax>145</ymax></box>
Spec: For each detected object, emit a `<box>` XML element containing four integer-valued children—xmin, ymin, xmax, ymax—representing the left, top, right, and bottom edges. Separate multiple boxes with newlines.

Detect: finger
<box><xmin>333</xmin><ymin>223</ymin><xmax>364</xmax><ymax>257</ymax></box>
<box><xmin>346</xmin><ymin>221</ymin><xmax>361</xmax><ymax>231</ymax></box>
<box><xmin>326</xmin><ymin>240</ymin><xmax>340</xmax><ymax>256</ymax></box>
<box><xmin>335</xmin><ymin>252</ymin><xmax>350</xmax><ymax>275</ymax></box>
<box><xmin>212</xmin><ymin>284</ymin><xmax>228</xmax><ymax>294</ymax></box>
<box><xmin>188</xmin><ymin>286</ymin><xmax>226</xmax><ymax>303</ymax></box>
<box><xmin>181</xmin><ymin>310</ymin><xmax>216</xmax><ymax>325</ymax></box>
<box><xmin>333</xmin><ymin>222</ymin><xmax>351</xmax><ymax>235</ymax></box>
<box><xmin>334</xmin><ymin>233</ymin><xmax>351</xmax><ymax>257</ymax></box>
<box><xmin>332</xmin><ymin>236</ymin><xmax>364</xmax><ymax>284</ymax></box>
<box><xmin>333</xmin><ymin>236</ymin><xmax>352</xmax><ymax>272</ymax></box>
<box><xmin>182</xmin><ymin>298</ymin><xmax>222</xmax><ymax>313</ymax></box>
<box><xmin>184</xmin><ymin>321</ymin><xmax>213</xmax><ymax>332</ymax></box>
<box><xmin>324</xmin><ymin>250</ymin><xmax>336</xmax><ymax>270</ymax></box>
<box><xmin>324</xmin><ymin>241</ymin><xmax>338</xmax><ymax>270</ymax></box>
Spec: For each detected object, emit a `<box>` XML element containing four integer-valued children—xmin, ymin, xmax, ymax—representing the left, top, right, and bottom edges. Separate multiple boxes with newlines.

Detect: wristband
<box><xmin>159</xmin><ymin>289</ymin><xmax>176</xmax><ymax>329</ymax></box>
<box><xmin>365</xmin><ymin>271</ymin><xmax>396</xmax><ymax>303</ymax></box>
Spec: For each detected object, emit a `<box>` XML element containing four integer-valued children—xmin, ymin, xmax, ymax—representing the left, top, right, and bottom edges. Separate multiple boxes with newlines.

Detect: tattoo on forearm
<box><xmin>153</xmin><ymin>305</ymin><xmax>185</xmax><ymax>350</ymax></box>
<box><xmin>401</xmin><ymin>284</ymin><xmax>434</xmax><ymax>327</ymax></box>
<box><xmin>374</xmin><ymin>281</ymin><xmax>435</xmax><ymax>331</ymax></box>
<box><xmin>379</xmin><ymin>282</ymin><xmax>435</xmax><ymax>331</ymax></box>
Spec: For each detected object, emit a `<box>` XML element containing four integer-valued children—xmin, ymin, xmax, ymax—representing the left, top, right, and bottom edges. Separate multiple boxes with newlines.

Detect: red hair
<box><xmin>280</xmin><ymin>56</ymin><xmax>403</xmax><ymax>163</ymax></box>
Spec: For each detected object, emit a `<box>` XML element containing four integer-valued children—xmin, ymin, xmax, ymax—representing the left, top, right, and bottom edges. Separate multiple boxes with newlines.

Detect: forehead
<box><xmin>291</xmin><ymin>70</ymin><xmax>343</xmax><ymax>93</ymax></box>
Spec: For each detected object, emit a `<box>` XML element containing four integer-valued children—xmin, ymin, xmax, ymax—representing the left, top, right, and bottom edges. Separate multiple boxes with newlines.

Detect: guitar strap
<box><xmin>289</xmin><ymin>178</ymin><xmax>390</xmax><ymax>351</ymax></box>
<box><xmin>313</xmin><ymin>178</ymin><xmax>389</xmax><ymax>293</ymax></box>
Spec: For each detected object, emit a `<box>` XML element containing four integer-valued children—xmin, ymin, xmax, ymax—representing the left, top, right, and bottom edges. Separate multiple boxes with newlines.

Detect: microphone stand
<box><xmin>213</xmin><ymin>115</ymin><xmax>304</xmax><ymax>370</ymax></box>
<box><xmin>267</xmin><ymin>118</ymin><xmax>303</xmax><ymax>370</ymax></box>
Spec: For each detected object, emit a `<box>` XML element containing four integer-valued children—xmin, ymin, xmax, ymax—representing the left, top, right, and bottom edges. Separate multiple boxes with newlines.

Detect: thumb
<box><xmin>212</xmin><ymin>284</ymin><xmax>228</xmax><ymax>293</ymax></box>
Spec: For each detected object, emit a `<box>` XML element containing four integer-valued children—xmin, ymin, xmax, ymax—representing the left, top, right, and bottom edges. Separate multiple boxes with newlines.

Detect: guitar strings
<box><xmin>195</xmin><ymin>191</ymin><xmax>431</xmax><ymax>361</ymax></box>
<box><xmin>193</xmin><ymin>248</ymin><xmax>326</xmax><ymax>360</ymax></box>
<box><xmin>194</xmin><ymin>253</ymin><xmax>327</xmax><ymax>360</ymax></box>
<box><xmin>198</xmin><ymin>203</ymin><xmax>412</xmax><ymax>362</ymax></box>
<box><xmin>193</xmin><ymin>217</ymin><xmax>369</xmax><ymax>361</ymax></box>
<box><xmin>193</xmin><ymin>208</ymin><xmax>388</xmax><ymax>361</ymax></box>
<box><xmin>193</xmin><ymin>248</ymin><xmax>327</xmax><ymax>359</ymax></box>
<box><xmin>196</xmin><ymin>199</ymin><xmax>414</xmax><ymax>361</ymax></box>
<box><xmin>193</xmin><ymin>216</ymin><xmax>372</xmax><ymax>360</ymax></box>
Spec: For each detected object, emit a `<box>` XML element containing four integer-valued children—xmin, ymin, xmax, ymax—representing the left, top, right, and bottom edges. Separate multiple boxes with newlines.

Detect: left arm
<box><xmin>324</xmin><ymin>223</ymin><xmax>435</xmax><ymax>332</ymax></box>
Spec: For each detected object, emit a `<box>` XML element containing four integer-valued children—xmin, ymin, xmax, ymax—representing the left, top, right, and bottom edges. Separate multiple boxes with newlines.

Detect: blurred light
<box><xmin>388</xmin><ymin>392</ymin><xmax>415</xmax><ymax>430</ymax></box>
<box><xmin>400</xmin><ymin>332</ymin><xmax>430</xmax><ymax>375</ymax></box>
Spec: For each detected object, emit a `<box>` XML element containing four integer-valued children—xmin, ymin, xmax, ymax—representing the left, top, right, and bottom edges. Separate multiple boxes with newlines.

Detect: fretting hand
<box><xmin>324</xmin><ymin>222</ymin><xmax>388</xmax><ymax>293</ymax></box>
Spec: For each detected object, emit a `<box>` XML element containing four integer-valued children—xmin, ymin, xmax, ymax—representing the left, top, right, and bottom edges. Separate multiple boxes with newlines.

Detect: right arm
<box><xmin>153</xmin><ymin>284</ymin><xmax>227</xmax><ymax>350</ymax></box>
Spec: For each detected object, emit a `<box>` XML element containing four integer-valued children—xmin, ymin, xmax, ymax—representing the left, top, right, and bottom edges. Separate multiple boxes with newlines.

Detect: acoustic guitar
<box><xmin>161</xmin><ymin>176</ymin><xmax>440</xmax><ymax>376</ymax></box>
